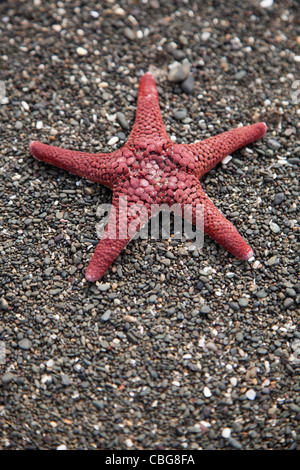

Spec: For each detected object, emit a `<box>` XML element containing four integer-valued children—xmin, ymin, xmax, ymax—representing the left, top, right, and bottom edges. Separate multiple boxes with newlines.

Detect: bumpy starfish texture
<box><xmin>29</xmin><ymin>72</ymin><xmax>267</xmax><ymax>282</ymax></box>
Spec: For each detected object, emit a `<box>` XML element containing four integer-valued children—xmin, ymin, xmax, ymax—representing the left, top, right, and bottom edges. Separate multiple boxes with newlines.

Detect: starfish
<box><xmin>29</xmin><ymin>72</ymin><xmax>267</xmax><ymax>282</ymax></box>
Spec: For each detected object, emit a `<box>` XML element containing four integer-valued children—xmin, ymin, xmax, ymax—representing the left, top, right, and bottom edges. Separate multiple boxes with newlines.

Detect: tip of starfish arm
<box><xmin>85</xmin><ymin>266</ymin><xmax>103</xmax><ymax>283</ymax></box>
<box><xmin>258</xmin><ymin>122</ymin><xmax>268</xmax><ymax>136</ymax></box>
<box><xmin>29</xmin><ymin>140</ymin><xmax>45</xmax><ymax>157</ymax></box>
<box><xmin>85</xmin><ymin>271</ymin><xmax>99</xmax><ymax>283</ymax></box>
<box><xmin>241</xmin><ymin>248</ymin><xmax>254</xmax><ymax>261</ymax></box>
<box><xmin>29</xmin><ymin>140</ymin><xmax>38</xmax><ymax>154</ymax></box>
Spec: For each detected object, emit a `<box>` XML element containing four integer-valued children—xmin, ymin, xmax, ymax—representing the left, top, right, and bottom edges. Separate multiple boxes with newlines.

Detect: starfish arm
<box><xmin>184</xmin><ymin>122</ymin><xmax>267</xmax><ymax>176</ymax></box>
<box><xmin>85</xmin><ymin>194</ymin><xmax>150</xmax><ymax>282</ymax></box>
<box><xmin>175</xmin><ymin>179</ymin><xmax>254</xmax><ymax>260</ymax></box>
<box><xmin>29</xmin><ymin>141</ymin><xmax>115</xmax><ymax>188</ymax></box>
<box><xmin>125</xmin><ymin>73</ymin><xmax>172</xmax><ymax>149</ymax></box>
<box><xmin>85</xmin><ymin>234</ymin><xmax>131</xmax><ymax>282</ymax></box>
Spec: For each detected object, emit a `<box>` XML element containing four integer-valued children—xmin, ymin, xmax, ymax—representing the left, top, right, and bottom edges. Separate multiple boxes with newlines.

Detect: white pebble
<box><xmin>90</xmin><ymin>10</ymin><xmax>99</xmax><ymax>18</ymax></box>
<box><xmin>52</xmin><ymin>24</ymin><xmax>62</xmax><ymax>32</ymax></box>
<box><xmin>294</xmin><ymin>56</ymin><xmax>300</xmax><ymax>63</ymax></box>
<box><xmin>36</xmin><ymin>121</ymin><xmax>43</xmax><ymax>129</ymax></box>
<box><xmin>41</xmin><ymin>374</ymin><xmax>52</xmax><ymax>384</ymax></box>
<box><xmin>200</xmin><ymin>420</ymin><xmax>211</xmax><ymax>428</ymax></box>
<box><xmin>125</xmin><ymin>438</ymin><xmax>133</xmax><ymax>448</ymax></box>
<box><xmin>201</xmin><ymin>31</ymin><xmax>211</xmax><ymax>41</ymax></box>
<box><xmin>246</xmin><ymin>389</ymin><xmax>256</xmax><ymax>400</ymax></box>
<box><xmin>270</xmin><ymin>222</ymin><xmax>280</xmax><ymax>234</ymax></box>
<box><xmin>260</xmin><ymin>0</ymin><xmax>273</xmax><ymax>8</ymax></box>
<box><xmin>203</xmin><ymin>386</ymin><xmax>212</xmax><ymax>397</ymax></box>
<box><xmin>252</xmin><ymin>260</ymin><xmax>261</xmax><ymax>269</ymax></box>
<box><xmin>182</xmin><ymin>353</ymin><xmax>192</xmax><ymax>359</ymax></box>
<box><xmin>222</xmin><ymin>155</ymin><xmax>232</xmax><ymax>165</ymax></box>
<box><xmin>172</xmin><ymin>380</ymin><xmax>181</xmax><ymax>387</ymax></box>
<box><xmin>21</xmin><ymin>101</ymin><xmax>29</xmax><ymax>111</ymax></box>
<box><xmin>202</xmin><ymin>266</ymin><xmax>216</xmax><ymax>274</ymax></box>
<box><xmin>57</xmin><ymin>444</ymin><xmax>67</xmax><ymax>450</ymax></box>
<box><xmin>107</xmin><ymin>113</ymin><xmax>116</xmax><ymax>122</ymax></box>
<box><xmin>46</xmin><ymin>359</ymin><xmax>54</xmax><ymax>368</ymax></box>
<box><xmin>107</xmin><ymin>136</ymin><xmax>119</xmax><ymax>146</ymax></box>
<box><xmin>80</xmin><ymin>74</ymin><xmax>88</xmax><ymax>85</ymax></box>
<box><xmin>76</xmin><ymin>46</ymin><xmax>88</xmax><ymax>56</ymax></box>
<box><xmin>222</xmin><ymin>427</ymin><xmax>231</xmax><ymax>438</ymax></box>
<box><xmin>115</xmin><ymin>7</ymin><xmax>126</xmax><ymax>16</ymax></box>
<box><xmin>230</xmin><ymin>377</ymin><xmax>238</xmax><ymax>386</ymax></box>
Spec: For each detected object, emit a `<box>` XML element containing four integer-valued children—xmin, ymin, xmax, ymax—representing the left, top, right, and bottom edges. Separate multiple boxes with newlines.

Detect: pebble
<box><xmin>236</xmin><ymin>332</ymin><xmax>244</xmax><ymax>342</ymax></box>
<box><xmin>21</xmin><ymin>101</ymin><xmax>29</xmax><ymax>111</ymax></box>
<box><xmin>229</xmin><ymin>438</ymin><xmax>243</xmax><ymax>450</ymax></box>
<box><xmin>1</xmin><ymin>372</ymin><xmax>15</xmax><ymax>384</ymax></box>
<box><xmin>18</xmin><ymin>339</ymin><xmax>32</xmax><ymax>350</ymax></box>
<box><xmin>196</xmin><ymin>281</ymin><xmax>204</xmax><ymax>291</ymax></box>
<box><xmin>0</xmin><ymin>297</ymin><xmax>9</xmax><ymax>311</ymax></box>
<box><xmin>171</xmin><ymin>49</ymin><xmax>186</xmax><ymax>61</ymax></box>
<box><xmin>173</xmin><ymin>109</ymin><xmax>187</xmax><ymax>121</ymax></box>
<box><xmin>116</xmin><ymin>112</ymin><xmax>129</xmax><ymax>130</ymax></box>
<box><xmin>260</xmin><ymin>0</ymin><xmax>273</xmax><ymax>7</ymax></box>
<box><xmin>61</xmin><ymin>374</ymin><xmax>71</xmax><ymax>386</ymax></box>
<box><xmin>181</xmin><ymin>74</ymin><xmax>195</xmax><ymax>94</ymax></box>
<box><xmin>274</xmin><ymin>192</ymin><xmax>285</xmax><ymax>205</ymax></box>
<box><xmin>97</xmin><ymin>283</ymin><xmax>110</xmax><ymax>292</ymax></box>
<box><xmin>168</xmin><ymin>60</ymin><xmax>191</xmax><ymax>83</ymax></box>
<box><xmin>229</xmin><ymin>301</ymin><xmax>240</xmax><ymax>311</ymax></box>
<box><xmin>222</xmin><ymin>155</ymin><xmax>232</xmax><ymax>165</ymax></box>
<box><xmin>252</xmin><ymin>260</ymin><xmax>261</xmax><ymax>269</ymax></box>
<box><xmin>222</xmin><ymin>427</ymin><xmax>231</xmax><ymax>439</ymax></box>
<box><xmin>123</xmin><ymin>27</ymin><xmax>135</xmax><ymax>41</ymax></box>
<box><xmin>234</xmin><ymin>70</ymin><xmax>247</xmax><ymax>80</ymax></box>
<box><xmin>270</xmin><ymin>222</ymin><xmax>280</xmax><ymax>234</ymax></box>
<box><xmin>238</xmin><ymin>298</ymin><xmax>249</xmax><ymax>308</ymax></box>
<box><xmin>107</xmin><ymin>136</ymin><xmax>119</xmax><ymax>146</ymax></box>
<box><xmin>201</xmin><ymin>31</ymin><xmax>211</xmax><ymax>41</ymax></box>
<box><xmin>267</xmin><ymin>138</ymin><xmax>281</xmax><ymax>150</ymax></box>
<box><xmin>100</xmin><ymin>310</ymin><xmax>112</xmax><ymax>321</ymax></box>
<box><xmin>90</xmin><ymin>10</ymin><xmax>99</xmax><ymax>18</ymax></box>
<box><xmin>283</xmin><ymin>298</ymin><xmax>294</xmax><ymax>310</ymax></box>
<box><xmin>286</xmin><ymin>288</ymin><xmax>296</xmax><ymax>297</ymax></box>
<box><xmin>266</xmin><ymin>255</ymin><xmax>279</xmax><ymax>266</ymax></box>
<box><xmin>200</xmin><ymin>305</ymin><xmax>211</xmax><ymax>315</ymax></box>
<box><xmin>93</xmin><ymin>400</ymin><xmax>105</xmax><ymax>410</ymax></box>
<box><xmin>246</xmin><ymin>389</ymin><xmax>256</xmax><ymax>400</ymax></box>
<box><xmin>76</xmin><ymin>46</ymin><xmax>88</xmax><ymax>56</ymax></box>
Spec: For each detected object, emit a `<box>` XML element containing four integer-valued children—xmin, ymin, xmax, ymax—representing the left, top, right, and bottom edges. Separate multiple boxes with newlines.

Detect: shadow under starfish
<box><xmin>29</xmin><ymin>72</ymin><xmax>267</xmax><ymax>282</ymax></box>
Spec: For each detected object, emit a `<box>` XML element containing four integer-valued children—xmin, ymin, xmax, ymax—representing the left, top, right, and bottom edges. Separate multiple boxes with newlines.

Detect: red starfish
<box><xmin>29</xmin><ymin>72</ymin><xmax>267</xmax><ymax>282</ymax></box>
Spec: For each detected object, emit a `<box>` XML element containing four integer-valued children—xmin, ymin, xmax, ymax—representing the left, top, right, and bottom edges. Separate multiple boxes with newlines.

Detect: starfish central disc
<box><xmin>29</xmin><ymin>72</ymin><xmax>267</xmax><ymax>282</ymax></box>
